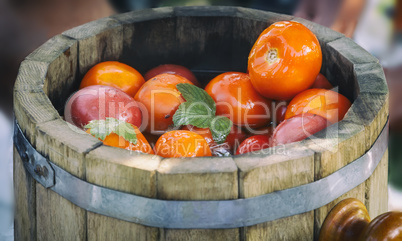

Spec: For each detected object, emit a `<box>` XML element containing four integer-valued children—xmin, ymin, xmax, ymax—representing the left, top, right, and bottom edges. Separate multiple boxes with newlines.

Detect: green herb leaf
<box><xmin>115</xmin><ymin>122</ymin><xmax>137</xmax><ymax>145</ymax></box>
<box><xmin>84</xmin><ymin>117</ymin><xmax>137</xmax><ymax>145</ymax></box>
<box><xmin>209</xmin><ymin>116</ymin><xmax>233</xmax><ymax>144</ymax></box>
<box><xmin>176</xmin><ymin>83</ymin><xmax>216</xmax><ymax>113</ymax></box>
<box><xmin>173</xmin><ymin>83</ymin><xmax>232</xmax><ymax>144</ymax></box>
<box><xmin>173</xmin><ymin>102</ymin><xmax>214</xmax><ymax>128</ymax></box>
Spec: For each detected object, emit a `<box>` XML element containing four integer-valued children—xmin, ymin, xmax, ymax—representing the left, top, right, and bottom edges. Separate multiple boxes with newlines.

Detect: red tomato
<box><xmin>272</xmin><ymin>113</ymin><xmax>329</xmax><ymax>146</ymax></box>
<box><xmin>236</xmin><ymin>135</ymin><xmax>272</xmax><ymax>155</ymax></box>
<box><xmin>274</xmin><ymin>101</ymin><xmax>288</xmax><ymax>125</ymax></box>
<box><xmin>144</xmin><ymin>64</ymin><xmax>201</xmax><ymax>87</ymax></box>
<box><xmin>248</xmin><ymin>21</ymin><xmax>322</xmax><ymax>100</ymax></box>
<box><xmin>64</xmin><ymin>85</ymin><xmax>142</xmax><ymax>129</ymax></box>
<box><xmin>311</xmin><ymin>73</ymin><xmax>333</xmax><ymax>89</ymax></box>
<box><xmin>285</xmin><ymin>88</ymin><xmax>352</xmax><ymax>124</ymax></box>
<box><xmin>205</xmin><ymin>72</ymin><xmax>272</xmax><ymax>128</ymax></box>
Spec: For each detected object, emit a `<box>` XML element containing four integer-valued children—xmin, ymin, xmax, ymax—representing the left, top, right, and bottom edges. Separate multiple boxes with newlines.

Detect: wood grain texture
<box><xmin>13</xmin><ymin>60</ymin><xmax>48</xmax><ymax>92</ymax></box>
<box><xmin>14</xmin><ymin>148</ymin><xmax>36</xmax><ymax>241</ymax></box>
<box><xmin>34</xmin><ymin>119</ymin><xmax>101</xmax><ymax>241</ymax></box>
<box><xmin>36</xmin><ymin>185</ymin><xmax>86</xmax><ymax>241</ymax></box>
<box><xmin>13</xmin><ymin>90</ymin><xmax>59</xmax><ymax>144</ymax></box>
<box><xmin>235</xmin><ymin>143</ymin><xmax>315</xmax><ymax>241</ymax></box>
<box><xmin>26</xmin><ymin>35</ymin><xmax>78</xmax><ymax>112</ymax></box>
<box><xmin>85</xmin><ymin>145</ymin><xmax>162</xmax><ymax>241</ymax></box>
<box><xmin>35</xmin><ymin>119</ymin><xmax>101</xmax><ymax>178</ymax></box>
<box><xmin>174</xmin><ymin>7</ymin><xmax>236</xmax><ymax>72</ymax></box>
<box><xmin>13</xmin><ymin>59</ymin><xmax>60</xmax><ymax>143</ymax></box>
<box><xmin>157</xmin><ymin>157</ymin><xmax>239</xmax><ymax>241</ymax></box>
<box><xmin>365</xmin><ymin>149</ymin><xmax>389</xmax><ymax>219</ymax></box>
<box><xmin>113</xmin><ymin>7</ymin><xmax>176</xmax><ymax>74</ymax></box>
<box><xmin>62</xmin><ymin>17</ymin><xmax>123</xmax><ymax>79</ymax></box>
<box><xmin>304</xmin><ymin>120</ymin><xmax>367</xmax><ymax>240</ymax></box>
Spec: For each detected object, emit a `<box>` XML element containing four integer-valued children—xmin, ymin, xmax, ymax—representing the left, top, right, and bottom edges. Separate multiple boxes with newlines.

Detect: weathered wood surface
<box><xmin>14</xmin><ymin>147</ymin><xmax>36</xmax><ymax>241</ymax></box>
<box><xmin>13</xmin><ymin>6</ymin><xmax>388</xmax><ymax>241</ymax></box>
<box><xmin>235</xmin><ymin>143</ymin><xmax>315</xmax><ymax>241</ymax></box>
<box><xmin>157</xmin><ymin>157</ymin><xmax>239</xmax><ymax>241</ymax></box>
<box><xmin>85</xmin><ymin>145</ymin><xmax>162</xmax><ymax>241</ymax></box>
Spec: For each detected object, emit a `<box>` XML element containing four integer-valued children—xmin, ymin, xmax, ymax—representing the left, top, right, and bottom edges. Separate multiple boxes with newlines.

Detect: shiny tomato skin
<box><xmin>272</xmin><ymin>113</ymin><xmax>329</xmax><ymax>146</ymax></box>
<box><xmin>248</xmin><ymin>21</ymin><xmax>322</xmax><ymax>100</ymax></box>
<box><xmin>236</xmin><ymin>135</ymin><xmax>272</xmax><ymax>155</ymax></box>
<box><xmin>154</xmin><ymin>130</ymin><xmax>212</xmax><ymax>158</ymax></box>
<box><xmin>134</xmin><ymin>73</ymin><xmax>193</xmax><ymax>134</ymax></box>
<box><xmin>205</xmin><ymin>72</ymin><xmax>272</xmax><ymax>128</ymax></box>
<box><xmin>311</xmin><ymin>73</ymin><xmax>333</xmax><ymax>89</ymax></box>
<box><xmin>274</xmin><ymin>101</ymin><xmax>288</xmax><ymax>125</ymax></box>
<box><xmin>64</xmin><ymin>85</ymin><xmax>142</xmax><ymax>129</ymax></box>
<box><xmin>144</xmin><ymin>64</ymin><xmax>201</xmax><ymax>87</ymax></box>
<box><xmin>285</xmin><ymin>88</ymin><xmax>352</xmax><ymax>124</ymax></box>
<box><xmin>80</xmin><ymin>61</ymin><xmax>145</xmax><ymax>97</ymax></box>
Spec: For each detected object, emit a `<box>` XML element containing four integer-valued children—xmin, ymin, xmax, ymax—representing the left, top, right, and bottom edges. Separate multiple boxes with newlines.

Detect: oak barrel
<box><xmin>13</xmin><ymin>6</ymin><xmax>389</xmax><ymax>241</ymax></box>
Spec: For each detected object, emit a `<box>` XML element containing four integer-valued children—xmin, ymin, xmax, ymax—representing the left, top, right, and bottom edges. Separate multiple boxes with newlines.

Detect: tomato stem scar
<box><xmin>266</xmin><ymin>48</ymin><xmax>279</xmax><ymax>64</ymax></box>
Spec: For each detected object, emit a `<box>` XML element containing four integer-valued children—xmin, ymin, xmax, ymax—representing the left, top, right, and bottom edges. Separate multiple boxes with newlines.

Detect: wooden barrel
<box><xmin>13</xmin><ymin>6</ymin><xmax>388</xmax><ymax>241</ymax></box>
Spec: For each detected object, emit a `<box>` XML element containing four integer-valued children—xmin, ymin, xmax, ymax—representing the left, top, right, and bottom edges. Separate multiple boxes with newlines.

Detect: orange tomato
<box><xmin>248</xmin><ymin>21</ymin><xmax>322</xmax><ymax>100</ymax></box>
<box><xmin>80</xmin><ymin>61</ymin><xmax>145</xmax><ymax>97</ymax></box>
<box><xmin>134</xmin><ymin>73</ymin><xmax>193</xmax><ymax>134</ymax></box>
<box><xmin>182</xmin><ymin>124</ymin><xmax>247</xmax><ymax>153</ymax></box>
<box><xmin>86</xmin><ymin>125</ymin><xmax>154</xmax><ymax>154</ymax></box>
<box><xmin>154</xmin><ymin>130</ymin><xmax>212</xmax><ymax>158</ymax></box>
<box><xmin>285</xmin><ymin>89</ymin><xmax>352</xmax><ymax>124</ymax></box>
<box><xmin>205</xmin><ymin>72</ymin><xmax>272</xmax><ymax>128</ymax></box>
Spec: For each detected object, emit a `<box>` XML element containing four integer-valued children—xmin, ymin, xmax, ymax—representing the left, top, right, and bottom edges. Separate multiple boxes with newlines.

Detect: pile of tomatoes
<box><xmin>64</xmin><ymin>20</ymin><xmax>352</xmax><ymax>158</ymax></box>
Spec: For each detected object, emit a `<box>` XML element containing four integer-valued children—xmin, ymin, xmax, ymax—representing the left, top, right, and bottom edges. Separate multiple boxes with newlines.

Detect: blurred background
<box><xmin>1</xmin><ymin>0</ymin><xmax>401</xmax><ymax>240</ymax></box>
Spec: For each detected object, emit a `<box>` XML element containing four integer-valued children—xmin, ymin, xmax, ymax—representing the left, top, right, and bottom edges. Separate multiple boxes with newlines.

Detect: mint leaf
<box><xmin>209</xmin><ymin>116</ymin><xmax>233</xmax><ymax>144</ymax></box>
<box><xmin>84</xmin><ymin>119</ymin><xmax>112</xmax><ymax>140</ymax></box>
<box><xmin>173</xmin><ymin>83</ymin><xmax>233</xmax><ymax>145</ymax></box>
<box><xmin>115</xmin><ymin>122</ymin><xmax>137</xmax><ymax>145</ymax></box>
<box><xmin>173</xmin><ymin>102</ymin><xmax>214</xmax><ymax>128</ymax></box>
<box><xmin>84</xmin><ymin>117</ymin><xmax>137</xmax><ymax>144</ymax></box>
<box><xmin>176</xmin><ymin>83</ymin><xmax>216</xmax><ymax>114</ymax></box>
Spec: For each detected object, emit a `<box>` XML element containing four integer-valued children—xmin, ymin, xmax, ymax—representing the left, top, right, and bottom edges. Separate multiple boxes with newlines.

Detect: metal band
<box><xmin>14</xmin><ymin>120</ymin><xmax>388</xmax><ymax>229</ymax></box>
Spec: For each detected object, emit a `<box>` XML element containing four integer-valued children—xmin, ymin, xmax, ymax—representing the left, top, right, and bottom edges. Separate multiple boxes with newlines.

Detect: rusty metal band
<box><xmin>14</xmin><ymin>119</ymin><xmax>389</xmax><ymax>229</ymax></box>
